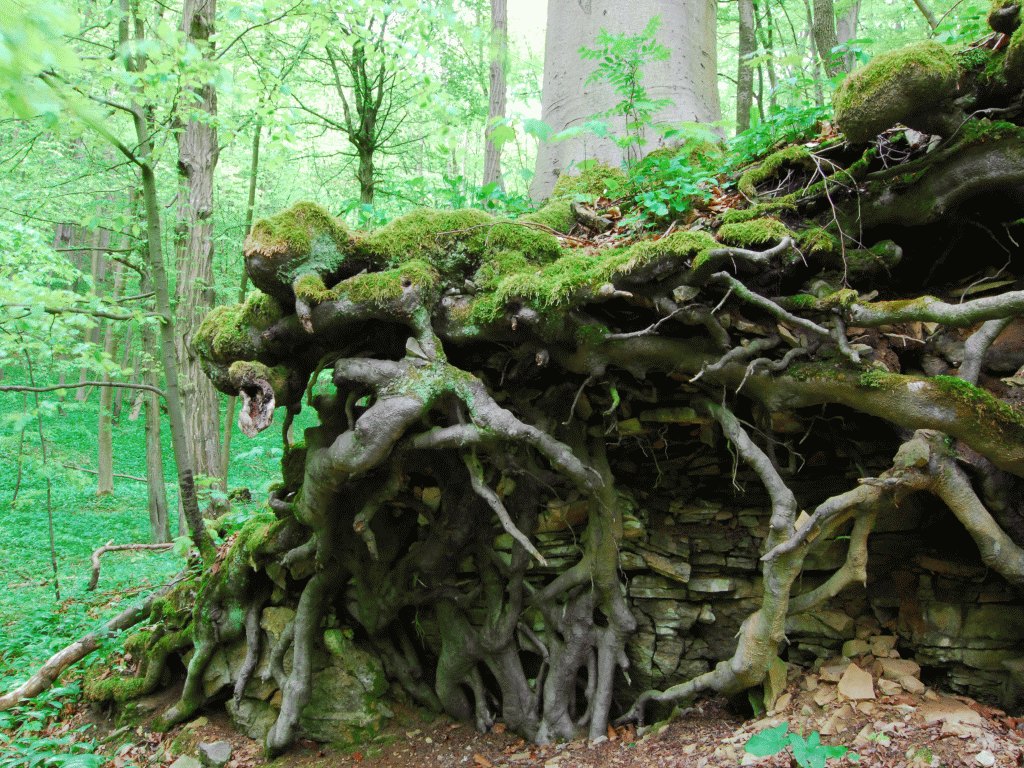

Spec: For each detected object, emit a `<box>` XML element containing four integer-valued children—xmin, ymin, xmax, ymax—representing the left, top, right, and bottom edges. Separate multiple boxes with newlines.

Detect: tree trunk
<box><xmin>97</xmin><ymin>258</ymin><xmax>125</xmax><ymax>496</ymax></box>
<box><xmin>78</xmin><ymin>228</ymin><xmax>109</xmax><ymax>401</ymax></box>
<box><xmin>530</xmin><ymin>0</ymin><xmax>721</xmax><ymax>200</ymax></box>
<box><xmin>812</xmin><ymin>0</ymin><xmax>842</xmax><ymax>77</ymax></box>
<box><xmin>483</xmin><ymin>0</ymin><xmax>507</xmax><ymax>190</ymax></box>
<box><xmin>737</xmin><ymin>0</ymin><xmax>757</xmax><ymax>133</ymax></box>
<box><xmin>358</xmin><ymin>146</ymin><xmax>375</xmax><ymax>206</ymax></box>
<box><xmin>174</xmin><ymin>0</ymin><xmax>221</xmax><ymax>481</ymax></box>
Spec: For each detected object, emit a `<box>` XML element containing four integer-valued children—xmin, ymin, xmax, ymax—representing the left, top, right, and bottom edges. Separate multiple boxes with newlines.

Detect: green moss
<box><xmin>194</xmin><ymin>304</ymin><xmax>251</xmax><ymax>363</ymax></box>
<box><xmin>335</xmin><ymin>259</ymin><xmax>440</xmax><ymax>305</ymax></box>
<box><xmin>521</xmin><ymin>199</ymin><xmax>575</xmax><ymax>233</ymax></box>
<box><xmin>294</xmin><ymin>273</ymin><xmax>337</xmax><ymax>304</ymax></box>
<box><xmin>239</xmin><ymin>292</ymin><xmax>284</xmax><ymax>329</ymax></box>
<box><xmin>227</xmin><ymin>360</ymin><xmax>290</xmax><ymax>400</ymax></box>
<box><xmin>720</xmin><ymin>198</ymin><xmax>798</xmax><ymax>224</ymax></box>
<box><xmin>788</xmin><ymin>293</ymin><xmax>819</xmax><ymax>309</ymax></box>
<box><xmin>859</xmin><ymin>369</ymin><xmax>899</xmax><ymax>389</ymax></box>
<box><xmin>798</xmin><ymin>227</ymin><xmax>840</xmax><ymax>257</ymax></box>
<box><xmin>472</xmin><ymin>251</ymin><xmax>531</xmax><ymax>291</ymax></box>
<box><xmin>988</xmin><ymin>0</ymin><xmax>1021</xmax><ymax>32</ymax></box>
<box><xmin>717</xmin><ymin>217</ymin><xmax>792</xmax><ymax>248</ymax></box>
<box><xmin>737</xmin><ymin>146</ymin><xmax>813</xmax><ymax>199</ymax></box>
<box><xmin>833</xmin><ymin>42</ymin><xmax>960</xmax><ymax>143</ymax></box>
<box><xmin>248</xmin><ymin>202</ymin><xmax>350</xmax><ymax>259</ymax></box>
<box><xmin>550</xmin><ymin>163</ymin><xmax>627</xmax><ymax>200</ymax></box>
<box><xmin>934</xmin><ymin>375</ymin><xmax>1024</xmax><ymax>434</ymax></box>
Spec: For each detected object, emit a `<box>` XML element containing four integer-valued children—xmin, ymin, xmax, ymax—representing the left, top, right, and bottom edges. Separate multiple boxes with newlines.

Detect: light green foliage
<box><xmin>0</xmin><ymin>1</ymin><xmax>79</xmax><ymax>119</ymax></box>
<box><xmin>551</xmin><ymin>163</ymin><xmax>629</xmax><ymax>201</ymax></box>
<box><xmin>629</xmin><ymin>134</ymin><xmax>722</xmax><ymax>220</ymax></box>
<box><xmin>745</xmin><ymin>723</ymin><xmax>853</xmax><ymax>768</ymax></box>
<box><xmin>717</xmin><ymin>217</ymin><xmax>792</xmax><ymax>248</ymax></box>
<box><xmin>833</xmin><ymin>42</ymin><xmax>960</xmax><ymax>143</ymax></box>
<box><xmin>579</xmin><ymin>16</ymin><xmax>672</xmax><ymax>163</ymax></box>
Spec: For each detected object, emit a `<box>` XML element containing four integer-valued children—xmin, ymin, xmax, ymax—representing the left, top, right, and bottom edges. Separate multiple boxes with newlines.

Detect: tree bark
<box><xmin>530</xmin><ymin>0</ymin><xmax>721</xmax><ymax>199</ymax></box>
<box><xmin>812</xmin><ymin>0</ymin><xmax>842</xmax><ymax>77</ymax></box>
<box><xmin>483</xmin><ymin>0</ymin><xmax>507</xmax><ymax>190</ymax></box>
<box><xmin>836</xmin><ymin>0</ymin><xmax>861</xmax><ymax>70</ymax></box>
<box><xmin>737</xmin><ymin>0</ymin><xmax>757</xmax><ymax>133</ymax></box>
<box><xmin>174</xmin><ymin>0</ymin><xmax>221</xmax><ymax>481</ymax></box>
<box><xmin>97</xmin><ymin>258</ymin><xmax>125</xmax><ymax>496</ymax></box>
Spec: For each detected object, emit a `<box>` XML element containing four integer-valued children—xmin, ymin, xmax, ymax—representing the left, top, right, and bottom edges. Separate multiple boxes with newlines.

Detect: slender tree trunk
<box><xmin>113</xmin><ymin>326</ymin><xmax>135</xmax><ymax>420</ymax></box>
<box><xmin>174</xmin><ymin>0</ymin><xmax>221</xmax><ymax>481</ymax></box>
<box><xmin>812</xmin><ymin>0</ymin><xmax>842</xmax><ymax>77</ymax></box>
<box><xmin>910</xmin><ymin>0</ymin><xmax>939</xmax><ymax>30</ymax></box>
<box><xmin>78</xmin><ymin>229</ymin><xmax>108</xmax><ymax>401</ymax></box>
<box><xmin>221</xmin><ymin>114</ymin><xmax>263</xmax><ymax>490</ymax></box>
<box><xmin>358</xmin><ymin>146</ymin><xmax>375</xmax><ymax>206</ymax></box>
<box><xmin>483</xmin><ymin>0</ymin><xmax>507</xmax><ymax>190</ymax></box>
<box><xmin>758</xmin><ymin>1</ymin><xmax>779</xmax><ymax>111</ymax></box>
<box><xmin>97</xmin><ymin>259</ymin><xmax>125</xmax><ymax>496</ymax></box>
<box><xmin>737</xmin><ymin>0</ymin><xmax>757</xmax><ymax>133</ymax></box>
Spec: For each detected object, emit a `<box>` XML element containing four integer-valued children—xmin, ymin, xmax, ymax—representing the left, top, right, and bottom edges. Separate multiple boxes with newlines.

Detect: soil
<box><xmin>86</xmin><ymin>671</ymin><xmax>1024</xmax><ymax>768</ymax></box>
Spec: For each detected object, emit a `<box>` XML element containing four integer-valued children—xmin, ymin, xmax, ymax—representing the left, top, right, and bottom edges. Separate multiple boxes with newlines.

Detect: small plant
<box><xmin>579</xmin><ymin>16</ymin><xmax>672</xmax><ymax>166</ymax></box>
<box><xmin>744</xmin><ymin>722</ymin><xmax>856</xmax><ymax>768</ymax></box>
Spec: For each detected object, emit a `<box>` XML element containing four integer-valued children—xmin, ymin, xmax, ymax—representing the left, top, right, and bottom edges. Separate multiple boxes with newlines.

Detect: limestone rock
<box><xmin>169</xmin><ymin>758</ymin><xmax>202</xmax><ymax>768</ymax></box>
<box><xmin>198</xmin><ymin>741</ymin><xmax>232</xmax><ymax>768</ymax></box>
<box><xmin>918</xmin><ymin>695</ymin><xmax>984</xmax><ymax>727</ymax></box>
<box><xmin>899</xmin><ymin>675</ymin><xmax>926</xmax><ymax>694</ymax></box>
<box><xmin>869</xmin><ymin>635</ymin><xmax>898</xmax><ymax>656</ymax></box>
<box><xmin>878</xmin><ymin>678</ymin><xmax>902</xmax><ymax>696</ymax></box>
<box><xmin>819</xmin><ymin>660</ymin><xmax>851</xmax><ymax>682</ymax></box>
<box><xmin>877</xmin><ymin>657</ymin><xmax>921</xmax><ymax>681</ymax></box>
<box><xmin>227</xmin><ymin>697</ymin><xmax>279</xmax><ymax>741</ymax></box>
<box><xmin>842</xmin><ymin>639</ymin><xmax>871</xmax><ymax>658</ymax></box>
<box><xmin>975</xmin><ymin>750</ymin><xmax>996</xmax><ymax>767</ymax></box>
<box><xmin>838</xmin><ymin>663</ymin><xmax>875</xmax><ymax>700</ymax></box>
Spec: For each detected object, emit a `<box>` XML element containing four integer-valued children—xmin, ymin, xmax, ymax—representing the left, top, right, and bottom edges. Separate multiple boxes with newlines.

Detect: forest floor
<box><xmin>69</xmin><ymin>669</ymin><xmax>1024</xmax><ymax>767</ymax></box>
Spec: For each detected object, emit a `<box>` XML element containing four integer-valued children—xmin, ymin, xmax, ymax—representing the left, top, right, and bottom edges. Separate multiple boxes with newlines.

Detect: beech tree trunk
<box><xmin>737</xmin><ymin>0</ymin><xmax>757</xmax><ymax>133</ymax></box>
<box><xmin>530</xmin><ymin>0</ymin><xmax>721</xmax><ymax>200</ymax></box>
<box><xmin>174</xmin><ymin>0</ymin><xmax>221</xmax><ymax>480</ymax></box>
<box><xmin>483</xmin><ymin>0</ymin><xmax>507</xmax><ymax>190</ymax></box>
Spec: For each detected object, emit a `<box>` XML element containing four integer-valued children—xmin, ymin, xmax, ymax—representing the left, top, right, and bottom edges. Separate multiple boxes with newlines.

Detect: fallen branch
<box><xmin>0</xmin><ymin>581</ymin><xmax>175</xmax><ymax>711</ymax></box>
<box><xmin>61</xmin><ymin>463</ymin><xmax>147</xmax><ymax>484</ymax></box>
<box><xmin>0</xmin><ymin>381</ymin><xmax>164</xmax><ymax>398</ymax></box>
<box><xmin>88</xmin><ymin>541</ymin><xmax>174</xmax><ymax>591</ymax></box>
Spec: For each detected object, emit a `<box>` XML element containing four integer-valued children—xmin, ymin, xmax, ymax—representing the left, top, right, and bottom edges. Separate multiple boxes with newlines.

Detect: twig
<box><xmin>88</xmin><ymin>541</ymin><xmax>174</xmax><ymax>591</ymax></box>
<box><xmin>0</xmin><ymin>381</ymin><xmax>164</xmax><ymax>398</ymax></box>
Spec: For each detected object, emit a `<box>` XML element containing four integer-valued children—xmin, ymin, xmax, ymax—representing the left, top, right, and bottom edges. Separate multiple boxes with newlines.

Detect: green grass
<box><xmin>0</xmin><ymin>375</ymin><xmax>315</xmax><ymax>764</ymax></box>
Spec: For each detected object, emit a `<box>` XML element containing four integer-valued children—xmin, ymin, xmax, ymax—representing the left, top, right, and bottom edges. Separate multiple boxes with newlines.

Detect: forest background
<box><xmin>0</xmin><ymin>0</ymin><xmax>996</xmax><ymax>763</ymax></box>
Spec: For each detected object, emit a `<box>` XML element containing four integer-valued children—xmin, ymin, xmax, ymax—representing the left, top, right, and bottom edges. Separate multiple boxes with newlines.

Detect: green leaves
<box><xmin>744</xmin><ymin>723</ymin><xmax>855</xmax><ymax>768</ymax></box>
<box><xmin>0</xmin><ymin>0</ymin><xmax>79</xmax><ymax>120</ymax></box>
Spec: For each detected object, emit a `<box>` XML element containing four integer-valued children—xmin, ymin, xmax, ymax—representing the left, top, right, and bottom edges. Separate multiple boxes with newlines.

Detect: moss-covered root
<box><xmin>833</xmin><ymin>42</ymin><xmax>961</xmax><ymax>143</ymax></box>
<box><xmin>265</xmin><ymin>560</ymin><xmax>342</xmax><ymax>756</ymax></box>
<box><xmin>244</xmin><ymin>203</ymin><xmax>354</xmax><ymax>304</ymax></box>
<box><xmin>84</xmin><ymin>627</ymin><xmax>191</xmax><ymax>704</ymax></box>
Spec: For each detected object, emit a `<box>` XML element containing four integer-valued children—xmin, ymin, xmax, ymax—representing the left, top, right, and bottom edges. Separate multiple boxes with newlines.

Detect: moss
<box><xmin>294</xmin><ymin>274</ymin><xmax>337</xmax><ymax>304</ymax></box>
<box><xmin>248</xmin><ymin>202</ymin><xmax>350</xmax><ymax>260</ymax></box>
<box><xmin>720</xmin><ymin>198</ymin><xmax>798</xmax><ymax>224</ymax></box>
<box><xmin>798</xmin><ymin>227</ymin><xmax>840</xmax><ymax>257</ymax></box>
<box><xmin>239</xmin><ymin>292</ymin><xmax>284</xmax><ymax>330</ymax></box>
<box><xmin>737</xmin><ymin>146</ymin><xmax>813</xmax><ymax>199</ymax></box>
<box><xmin>833</xmin><ymin>42</ymin><xmax>960</xmax><ymax>144</ymax></box>
<box><xmin>335</xmin><ymin>259</ymin><xmax>440</xmax><ymax>305</ymax></box>
<box><xmin>521</xmin><ymin>199</ymin><xmax>575</xmax><ymax>233</ymax></box>
<box><xmin>717</xmin><ymin>217</ymin><xmax>792</xmax><ymax>248</ymax></box>
<box><xmin>934</xmin><ymin>375</ymin><xmax>1024</xmax><ymax>435</ymax></box>
<box><xmin>472</xmin><ymin>251</ymin><xmax>531</xmax><ymax>291</ymax></box>
<box><xmin>788</xmin><ymin>293</ymin><xmax>819</xmax><ymax>309</ymax></box>
<box><xmin>550</xmin><ymin>163</ymin><xmax>627</xmax><ymax>200</ymax></box>
<box><xmin>859</xmin><ymin>369</ymin><xmax>899</xmax><ymax>389</ymax></box>
<box><xmin>194</xmin><ymin>304</ymin><xmax>251</xmax><ymax>363</ymax></box>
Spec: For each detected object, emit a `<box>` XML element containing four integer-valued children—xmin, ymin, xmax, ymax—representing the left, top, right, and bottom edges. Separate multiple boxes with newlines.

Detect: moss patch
<box><xmin>833</xmin><ymin>42</ymin><xmax>960</xmax><ymax>144</ymax></box>
<box><xmin>551</xmin><ymin>163</ymin><xmax>627</xmax><ymax>200</ymax></box>
<box><xmin>334</xmin><ymin>259</ymin><xmax>440</xmax><ymax>306</ymax></box>
<box><xmin>717</xmin><ymin>217</ymin><xmax>792</xmax><ymax>248</ymax></box>
<box><xmin>737</xmin><ymin>146</ymin><xmax>814</xmax><ymax>199</ymax></box>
